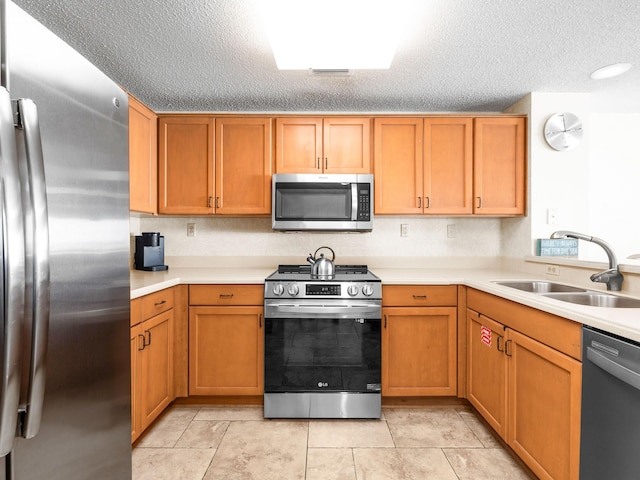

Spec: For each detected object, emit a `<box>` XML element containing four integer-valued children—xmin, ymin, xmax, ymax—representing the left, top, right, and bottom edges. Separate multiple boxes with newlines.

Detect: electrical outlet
<box><xmin>400</xmin><ymin>224</ymin><xmax>409</xmax><ymax>237</ymax></box>
<box><xmin>187</xmin><ymin>223</ymin><xmax>196</xmax><ymax>237</ymax></box>
<box><xmin>447</xmin><ymin>224</ymin><xmax>457</xmax><ymax>238</ymax></box>
<box><xmin>546</xmin><ymin>264</ymin><xmax>560</xmax><ymax>276</ymax></box>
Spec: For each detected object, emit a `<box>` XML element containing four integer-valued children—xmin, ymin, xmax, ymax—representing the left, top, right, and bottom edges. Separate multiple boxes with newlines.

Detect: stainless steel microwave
<box><xmin>272</xmin><ymin>173</ymin><xmax>373</xmax><ymax>231</ymax></box>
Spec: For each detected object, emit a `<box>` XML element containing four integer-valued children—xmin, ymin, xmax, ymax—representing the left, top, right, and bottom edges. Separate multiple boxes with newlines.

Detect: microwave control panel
<box><xmin>358</xmin><ymin>184</ymin><xmax>371</xmax><ymax>221</ymax></box>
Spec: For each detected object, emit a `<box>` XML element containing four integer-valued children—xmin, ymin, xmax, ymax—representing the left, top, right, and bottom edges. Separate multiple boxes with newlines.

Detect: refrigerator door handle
<box><xmin>0</xmin><ymin>86</ymin><xmax>26</xmax><ymax>457</ymax></box>
<box><xmin>15</xmin><ymin>98</ymin><xmax>50</xmax><ymax>439</ymax></box>
<box><xmin>0</xmin><ymin>0</ymin><xmax>8</xmax><ymax>89</ymax></box>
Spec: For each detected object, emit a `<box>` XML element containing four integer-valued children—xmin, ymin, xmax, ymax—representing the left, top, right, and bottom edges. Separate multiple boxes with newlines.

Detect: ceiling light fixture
<box><xmin>258</xmin><ymin>0</ymin><xmax>413</xmax><ymax>70</ymax></box>
<box><xmin>590</xmin><ymin>63</ymin><xmax>632</xmax><ymax>80</ymax></box>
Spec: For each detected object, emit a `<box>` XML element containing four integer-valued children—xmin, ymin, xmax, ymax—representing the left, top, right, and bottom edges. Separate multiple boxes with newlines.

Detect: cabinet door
<box><xmin>473</xmin><ymin>117</ymin><xmax>526</xmax><ymax>215</ymax></box>
<box><xmin>215</xmin><ymin>118</ymin><xmax>273</xmax><ymax>214</ymax></box>
<box><xmin>373</xmin><ymin>118</ymin><xmax>424</xmax><ymax>214</ymax></box>
<box><xmin>508</xmin><ymin>329</ymin><xmax>581</xmax><ymax>480</ymax></box>
<box><xmin>139</xmin><ymin>310</ymin><xmax>174</xmax><ymax>432</ymax></box>
<box><xmin>158</xmin><ymin>116</ymin><xmax>215</xmax><ymax>214</ymax></box>
<box><xmin>382</xmin><ymin>306</ymin><xmax>457</xmax><ymax>396</ymax></box>
<box><xmin>423</xmin><ymin>117</ymin><xmax>473</xmax><ymax>214</ymax></box>
<box><xmin>323</xmin><ymin>117</ymin><xmax>371</xmax><ymax>173</ymax></box>
<box><xmin>466</xmin><ymin>309</ymin><xmax>507</xmax><ymax>439</ymax></box>
<box><xmin>189</xmin><ymin>306</ymin><xmax>264</xmax><ymax>395</ymax></box>
<box><xmin>130</xmin><ymin>323</ymin><xmax>143</xmax><ymax>443</ymax></box>
<box><xmin>275</xmin><ymin>117</ymin><xmax>323</xmax><ymax>173</ymax></box>
<box><xmin>129</xmin><ymin>96</ymin><xmax>157</xmax><ymax>214</ymax></box>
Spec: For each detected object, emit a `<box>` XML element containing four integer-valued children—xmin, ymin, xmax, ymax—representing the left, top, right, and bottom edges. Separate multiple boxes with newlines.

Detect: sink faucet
<box><xmin>550</xmin><ymin>230</ymin><xmax>624</xmax><ymax>291</ymax></box>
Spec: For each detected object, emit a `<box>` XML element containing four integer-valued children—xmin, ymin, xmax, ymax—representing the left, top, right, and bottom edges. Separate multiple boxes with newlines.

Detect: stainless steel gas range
<box><xmin>263</xmin><ymin>265</ymin><xmax>382</xmax><ymax>419</ymax></box>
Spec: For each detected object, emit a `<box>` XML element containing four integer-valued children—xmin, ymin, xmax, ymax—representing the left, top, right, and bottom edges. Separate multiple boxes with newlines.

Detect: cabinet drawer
<box><xmin>189</xmin><ymin>284</ymin><xmax>263</xmax><ymax>306</ymax></box>
<box><xmin>131</xmin><ymin>298</ymin><xmax>143</xmax><ymax>327</ymax></box>
<box><xmin>141</xmin><ymin>288</ymin><xmax>174</xmax><ymax>319</ymax></box>
<box><xmin>383</xmin><ymin>285</ymin><xmax>457</xmax><ymax>307</ymax></box>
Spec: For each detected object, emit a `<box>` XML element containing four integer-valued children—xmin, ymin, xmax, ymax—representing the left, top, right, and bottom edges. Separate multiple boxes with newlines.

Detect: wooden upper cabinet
<box><xmin>373</xmin><ymin>117</ymin><xmax>424</xmax><ymax>214</ymax></box>
<box><xmin>215</xmin><ymin>117</ymin><xmax>273</xmax><ymax>215</ymax></box>
<box><xmin>158</xmin><ymin>116</ymin><xmax>215</xmax><ymax>214</ymax></box>
<box><xmin>322</xmin><ymin>118</ymin><xmax>371</xmax><ymax>173</ymax></box>
<box><xmin>275</xmin><ymin>117</ymin><xmax>371</xmax><ymax>173</ymax></box>
<box><xmin>473</xmin><ymin>117</ymin><xmax>526</xmax><ymax>215</ymax></box>
<box><xmin>275</xmin><ymin>117</ymin><xmax>322</xmax><ymax>173</ymax></box>
<box><xmin>424</xmin><ymin>117</ymin><xmax>473</xmax><ymax>214</ymax></box>
<box><xmin>128</xmin><ymin>96</ymin><xmax>157</xmax><ymax>214</ymax></box>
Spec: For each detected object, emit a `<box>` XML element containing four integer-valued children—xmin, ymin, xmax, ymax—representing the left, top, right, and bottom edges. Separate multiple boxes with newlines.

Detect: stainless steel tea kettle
<box><xmin>307</xmin><ymin>246</ymin><xmax>335</xmax><ymax>278</ymax></box>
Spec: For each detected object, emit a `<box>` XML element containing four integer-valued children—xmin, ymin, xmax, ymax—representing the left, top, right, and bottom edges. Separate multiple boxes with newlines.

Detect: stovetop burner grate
<box><xmin>276</xmin><ymin>264</ymin><xmax>369</xmax><ymax>275</ymax></box>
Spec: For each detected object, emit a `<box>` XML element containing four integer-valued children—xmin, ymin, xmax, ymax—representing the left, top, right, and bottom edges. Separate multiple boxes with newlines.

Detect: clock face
<box><xmin>544</xmin><ymin>112</ymin><xmax>583</xmax><ymax>151</ymax></box>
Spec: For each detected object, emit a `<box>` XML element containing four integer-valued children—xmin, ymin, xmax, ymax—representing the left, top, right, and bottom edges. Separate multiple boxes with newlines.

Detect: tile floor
<box><xmin>132</xmin><ymin>404</ymin><xmax>535</xmax><ymax>480</ymax></box>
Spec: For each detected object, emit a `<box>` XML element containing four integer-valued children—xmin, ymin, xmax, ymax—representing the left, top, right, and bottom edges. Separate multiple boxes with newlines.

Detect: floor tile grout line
<box><xmin>303</xmin><ymin>420</ymin><xmax>310</xmax><ymax>480</ymax></box>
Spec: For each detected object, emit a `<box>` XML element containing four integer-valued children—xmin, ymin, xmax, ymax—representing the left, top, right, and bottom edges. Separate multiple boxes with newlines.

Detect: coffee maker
<box><xmin>134</xmin><ymin>232</ymin><xmax>168</xmax><ymax>271</ymax></box>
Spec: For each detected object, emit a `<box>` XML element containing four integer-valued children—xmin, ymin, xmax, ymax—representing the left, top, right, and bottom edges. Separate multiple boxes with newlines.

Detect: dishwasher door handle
<box><xmin>587</xmin><ymin>346</ymin><xmax>640</xmax><ymax>391</ymax></box>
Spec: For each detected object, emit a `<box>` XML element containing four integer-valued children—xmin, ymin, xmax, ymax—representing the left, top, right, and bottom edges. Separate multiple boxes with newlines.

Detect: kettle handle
<box><xmin>314</xmin><ymin>246</ymin><xmax>335</xmax><ymax>262</ymax></box>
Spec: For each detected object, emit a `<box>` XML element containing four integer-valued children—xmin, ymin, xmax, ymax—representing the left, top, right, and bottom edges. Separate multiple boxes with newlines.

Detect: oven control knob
<box><xmin>287</xmin><ymin>284</ymin><xmax>300</xmax><ymax>296</ymax></box>
<box><xmin>347</xmin><ymin>284</ymin><xmax>359</xmax><ymax>297</ymax></box>
<box><xmin>362</xmin><ymin>284</ymin><xmax>374</xmax><ymax>297</ymax></box>
<box><xmin>272</xmin><ymin>284</ymin><xmax>284</xmax><ymax>296</ymax></box>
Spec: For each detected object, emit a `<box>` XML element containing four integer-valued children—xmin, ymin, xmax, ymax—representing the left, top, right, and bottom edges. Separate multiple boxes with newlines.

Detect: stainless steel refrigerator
<box><xmin>0</xmin><ymin>1</ymin><xmax>131</xmax><ymax>478</ymax></box>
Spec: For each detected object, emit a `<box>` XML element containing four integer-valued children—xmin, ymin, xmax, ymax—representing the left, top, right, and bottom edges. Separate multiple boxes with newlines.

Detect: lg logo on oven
<box><xmin>317</xmin><ymin>382</ymin><xmax>329</xmax><ymax>388</ymax></box>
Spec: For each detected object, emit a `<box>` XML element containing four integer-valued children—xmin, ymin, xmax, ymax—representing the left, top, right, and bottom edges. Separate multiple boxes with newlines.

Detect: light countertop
<box><xmin>131</xmin><ymin>266</ymin><xmax>640</xmax><ymax>343</ymax></box>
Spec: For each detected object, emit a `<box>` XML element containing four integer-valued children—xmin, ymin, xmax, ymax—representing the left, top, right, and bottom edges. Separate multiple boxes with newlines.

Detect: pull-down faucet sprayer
<box><xmin>550</xmin><ymin>231</ymin><xmax>624</xmax><ymax>291</ymax></box>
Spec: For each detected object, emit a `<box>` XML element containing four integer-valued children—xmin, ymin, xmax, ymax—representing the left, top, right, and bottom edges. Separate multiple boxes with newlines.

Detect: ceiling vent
<box><xmin>308</xmin><ymin>69</ymin><xmax>354</xmax><ymax>76</ymax></box>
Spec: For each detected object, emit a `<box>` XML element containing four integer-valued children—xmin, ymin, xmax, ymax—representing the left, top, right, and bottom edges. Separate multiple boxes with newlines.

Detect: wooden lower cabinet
<box><xmin>131</xmin><ymin>289</ymin><xmax>175</xmax><ymax>443</ymax></box>
<box><xmin>466</xmin><ymin>289</ymin><xmax>582</xmax><ymax>480</ymax></box>
<box><xmin>467</xmin><ymin>310</ymin><xmax>507</xmax><ymax>437</ymax></box>
<box><xmin>508</xmin><ymin>329</ymin><xmax>581</xmax><ymax>480</ymax></box>
<box><xmin>382</xmin><ymin>285</ymin><xmax>458</xmax><ymax>396</ymax></box>
<box><xmin>188</xmin><ymin>285</ymin><xmax>264</xmax><ymax>396</ymax></box>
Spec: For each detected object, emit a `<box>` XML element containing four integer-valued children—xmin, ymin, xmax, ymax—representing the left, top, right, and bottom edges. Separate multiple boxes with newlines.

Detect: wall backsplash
<box><xmin>131</xmin><ymin>215</ymin><xmax>502</xmax><ymax>259</ymax></box>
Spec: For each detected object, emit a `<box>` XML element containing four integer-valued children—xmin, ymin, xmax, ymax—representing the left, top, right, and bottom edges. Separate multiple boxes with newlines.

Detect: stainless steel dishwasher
<box><xmin>581</xmin><ymin>326</ymin><xmax>640</xmax><ymax>479</ymax></box>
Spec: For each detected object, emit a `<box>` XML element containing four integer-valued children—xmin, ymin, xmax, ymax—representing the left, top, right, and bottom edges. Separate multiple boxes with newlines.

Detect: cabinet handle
<box><xmin>505</xmin><ymin>339</ymin><xmax>512</xmax><ymax>357</ymax></box>
<box><xmin>259</xmin><ymin>314</ymin><xmax>262</xmax><ymax>328</ymax></box>
<box><xmin>138</xmin><ymin>334</ymin><xmax>146</xmax><ymax>351</ymax></box>
<box><xmin>425</xmin><ymin>197</ymin><xmax>430</xmax><ymax>209</ymax></box>
<box><xmin>216</xmin><ymin>197</ymin><xmax>220</xmax><ymax>209</ymax></box>
<box><xmin>476</xmin><ymin>196</ymin><xmax>482</xmax><ymax>209</ymax></box>
<box><xmin>384</xmin><ymin>315</ymin><xmax>387</xmax><ymax>328</ymax></box>
<box><xmin>417</xmin><ymin>197</ymin><xmax>422</xmax><ymax>208</ymax></box>
<box><xmin>154</xmin><ymin>300</ymin><xmax>166</xmax><ymax>307</ymax></box>
<box><xmin>145</xmin><ymin>330</ymin><xmax>151</xmax><ymax>346</ymax></box>
<box><xmin>412</xmin><ymin>295</ymin><xmax>427</xmax><ymax>300</ymax></box>
<box><xmin>497</xmin><ymin>335</ymin><xmax>504</xmax><ymax>352</ymax></box>
<box><xmin>219</xmin><ymin>293</ymin><xmax>234</xmax><ymax>299</ymax></box>
<box><xmin>208</xmin><ymin>196</ymin><xmax>213</xmax><ymax>208</ymax></box>
<box><xmin>317</xmin><ymin>157</ymin><xmax>320</xmax><ymax>169</ymax></box>
<box><xmin>324</xmin><ymin>157</ymin><xmax>328</xmax><ymax>170</ymax></box>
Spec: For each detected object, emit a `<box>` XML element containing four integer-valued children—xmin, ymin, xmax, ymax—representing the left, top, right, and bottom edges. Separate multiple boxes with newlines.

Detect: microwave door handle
<box><xmin>351</xmin><ymin>183</ymin><xmax>358</xmax><ymax>221</ymax></box>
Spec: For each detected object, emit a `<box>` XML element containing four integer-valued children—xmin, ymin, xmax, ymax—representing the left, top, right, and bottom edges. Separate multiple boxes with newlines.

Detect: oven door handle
<box><xmin>265</xmin><ymin>303</ymin><xmax>381</xmax><ymax>318</ymax></box>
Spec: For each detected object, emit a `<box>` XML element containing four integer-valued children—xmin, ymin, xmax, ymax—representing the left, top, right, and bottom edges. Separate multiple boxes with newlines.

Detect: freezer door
<box><xmin>6</xmin><ymin>3</ymin><xmax>131</xmax><ymax>479</ymax></box>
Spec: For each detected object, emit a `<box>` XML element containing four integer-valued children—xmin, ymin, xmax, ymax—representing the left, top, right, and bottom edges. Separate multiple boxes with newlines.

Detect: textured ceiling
<box><xmin>11</xmin><ymin>0</ymin><xmax>640</xmax><ymax>113</ymax></box>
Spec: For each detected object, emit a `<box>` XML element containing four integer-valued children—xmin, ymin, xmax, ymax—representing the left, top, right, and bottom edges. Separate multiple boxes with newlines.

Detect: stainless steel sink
<box><xmin>542</xmin><ymin>292</ymin><xmax>640</xmax><ymax>308</ymax></box>
<box><xmin>494</xmin><ymin>280</ymin><xmax>640</xmax><ymax>308</ymax></box>
<box><xmin>495</xmin><ymin>281</ymin><xmax>586</xmax><ymax>294</ymax></box>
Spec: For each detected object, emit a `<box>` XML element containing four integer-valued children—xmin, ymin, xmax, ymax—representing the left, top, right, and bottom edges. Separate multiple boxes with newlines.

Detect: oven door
<box><xmin>264</xmin><ymin>301</ymin><xmax>381</xmax><ymax>395</ymax></box>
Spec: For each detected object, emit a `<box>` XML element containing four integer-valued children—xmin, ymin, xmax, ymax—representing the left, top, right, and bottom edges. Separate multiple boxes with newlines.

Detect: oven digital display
<box><xmin>306</xmin><ymin>284</ymin><xmax>341</xmax><ymax>295</ymax></box>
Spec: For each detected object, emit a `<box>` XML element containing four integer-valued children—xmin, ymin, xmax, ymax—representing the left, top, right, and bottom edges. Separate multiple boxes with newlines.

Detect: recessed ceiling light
<box><xmin>590</xmin><ymin>63</ymin><xmax>632</xmax><ymax>80</ymax></box>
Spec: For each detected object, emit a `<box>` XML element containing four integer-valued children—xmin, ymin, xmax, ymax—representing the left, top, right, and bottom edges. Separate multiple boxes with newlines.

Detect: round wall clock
<box><xmin>543</xmin><ymin>112</ymin><xmax>583</xmax><ymax>151</ymax></box>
